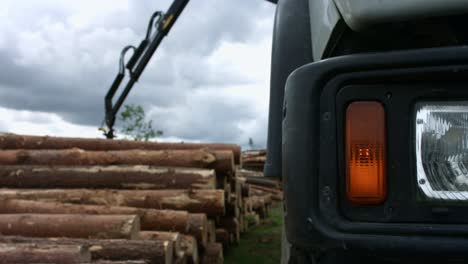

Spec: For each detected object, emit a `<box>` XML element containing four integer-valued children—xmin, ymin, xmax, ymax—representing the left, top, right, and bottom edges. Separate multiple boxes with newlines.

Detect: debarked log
<box><xmin>0</xmin><ymin>133</ymin><xmax>241</xmax><ymax>164</ymax></box>
<box><xmin>0</xmin><ymin>189</ymin><xmax>226</xmax><ymax>217</ymax></box>
<box><xmin>0</xmin><ymin>236</ymin><xmax>173</xmax><ymax>264</ymax></box>
<box><xmin>0</xmin><ymin>165</ymin><xmax>216</xmax><ymax>190</ymax></box>
<box><xmin>0</xmin><ymin>149</ymin><xmax>234</xmax><ymax>175</ymax></box>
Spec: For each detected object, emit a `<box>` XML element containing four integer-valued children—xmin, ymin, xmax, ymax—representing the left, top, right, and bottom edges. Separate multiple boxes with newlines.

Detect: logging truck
<box><xmin>101</xmin><ymin>0</ymin><xmax>468</xmax><ymax>263</ymax></box>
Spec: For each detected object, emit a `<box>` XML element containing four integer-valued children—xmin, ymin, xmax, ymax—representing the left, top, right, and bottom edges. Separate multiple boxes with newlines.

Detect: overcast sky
<box><xmin>0</xmin><ymin>0</ymin><xmax>275</xmax><ymax>148</ymax></box>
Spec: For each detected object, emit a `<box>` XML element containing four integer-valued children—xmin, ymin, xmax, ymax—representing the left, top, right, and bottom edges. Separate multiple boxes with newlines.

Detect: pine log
<box><xmin>0</xmin><ymin>149</ymin><xmax>234</xmax><ymax>175</ymax></box>
<box><xmin>235</xmin><ymin>169</ymin><xmax>263</xmax><ymax>178</ymax></box>
<box><xmin>201</xmin><ymin>243</ymin><xmax>223</xmax><ymax>264</ymax></box>
<box><xmin>250</xmin><ymin>191</ymin><xmax>273</xmax><ymax>206</ymax></box>
<box><xmin>0</xmin><ymin>236</ymin><xmax>173</xmax><ymax>264</ymax></box>
<box><xmin>241</xmin><ymin>149</ymin><xmax>266</xmax><ymax>158</ymax></box>
<box><xmin>187</xmin><ymin>214</ymin><xmax>208</xmax><ymax>248</ymax></box>
<box><xmin>0</xmin><ymin>189</ymin><xmax>225</xmax><ymax>216</ymax></box>
<box><xmin>0</xmin><ymin>214</ymin><xmax>139</xmax><ymax>239</ymax></box>
<box><xmin>180</xmin><ymin>235</ymin><xmax>199</xmax><ymax>264</ymax></box>
<box><xmin>0</xmin><ymin>243</ymin><xmax>91</xmax><ymax>264</ymax></box>
<box><xmin>139</xmin><ymin>231</ymin><xmax>182</xmax><ymax>259</ymax></box>
<box><xmin>0</xmin><ymin>199</ymin><xmax>190</xmax><ymax>234</ymax></box>
<box><xmin>238</xmin><ymin>176</ymin><xmax>279</xmax><ymax>188</ymax></box>
<box><xmin>242</xmin><ymin>156</ymin><xmax>266</xmax><ymax>164</ymax></box>
<box><xmin>0</xmin><ymin>165</ymin><xmax>216</xmax><ymax>189</ymax></box>
<box><xmin>0</xmin><ymin>134</ymin><xmax>241</xmax><ymax>164</ymax></box>
<box><xmin>215</xmin><ymin>229</ymin><xmax>229</xmax><ymax>248</ymax></box>
<box><xmin>250</xmin><ymin>185</ymin><xmax>283</xmax><ymax>201</ymax></box>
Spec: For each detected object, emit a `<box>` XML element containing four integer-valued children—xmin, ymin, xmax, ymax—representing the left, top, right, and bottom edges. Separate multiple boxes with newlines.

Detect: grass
<box><xmin>224</xmin><ymin>203</ymin><xmax>283</xmax><ymax>264</ymax></box>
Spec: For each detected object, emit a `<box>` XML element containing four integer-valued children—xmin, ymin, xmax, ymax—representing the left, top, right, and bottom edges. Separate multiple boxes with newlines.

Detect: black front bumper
<box><xmin>282</xmin><ymin>46</ymin><xmax>468</xmax><ymax>256</ymax></box>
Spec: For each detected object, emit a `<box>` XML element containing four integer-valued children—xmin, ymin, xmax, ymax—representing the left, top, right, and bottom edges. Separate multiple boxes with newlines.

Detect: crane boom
<box><xmin>103</xmin><ymin>0</ymin><xmax>190</xmax><ymax>139</ymax></box>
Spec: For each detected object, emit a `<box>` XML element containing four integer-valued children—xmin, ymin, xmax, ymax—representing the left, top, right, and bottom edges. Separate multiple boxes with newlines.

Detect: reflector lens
<box><xmin>416</xmin><ymin>102</ymin><xmax>468</xmax><ymax>201</ymax></box>
<box><xmin>346</xmin><ymin>101</ymin><xmax>386</xmax><ymax>205</ymax></box>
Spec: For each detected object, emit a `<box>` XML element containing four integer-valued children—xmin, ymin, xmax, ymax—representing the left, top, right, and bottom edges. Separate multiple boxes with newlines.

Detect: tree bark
<box><xmin>0</xmin><ymin>165</ymin><xmax>216</xmax><ymax>190</ymax></box>
<box><xmin>0</xmin><ymin>149</ymin><xmax>234</xmax><ymax>175</ymax></box>
<box><xmin>0</xmin><ymin>214</ymin><xmax>139</xmax><ymax>239</ymax></box>
<box><xmin>201</xmin><ymin>243</ymin><xmax>223</xmax><ymax>264</ymax></box>
<box><xmin>238</xmin><ymin>176</ymin><xmax>279</xmax><ymax>189</ymax></box>
<box><xmin>0</xmin><ymin>243</ymin><xmax>91</xmax><ymax>264</ymax></box>
<box><xmin>0</xmin><ymin>189</ymin><xmax>225</xmax><ymax>216</ymax></box>
<box><xmin>180</xmin><ymin>235</ymin><xmax>199</xmax><ymax>264</ymax></box>
<box><xmin>0</xmin><ymin>236</ymin><xmax>173</xmax><ymax>264</ymax></box>
<box><xmin>138</xmin><ymin>231</ymin><xmax>182</xmax><ymax>260</ymax></box>
<box><xmin>0</xmin><ymin>199</ymin><xmax>191</xmax><ymax>234</ymax></box>
<box><xmin>0</xmin><ymin>133</ymin><xmax>241</xmax><ymax>164</ymax></box>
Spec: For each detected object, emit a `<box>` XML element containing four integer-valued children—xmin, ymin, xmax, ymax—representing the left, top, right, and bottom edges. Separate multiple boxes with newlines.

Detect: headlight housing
<box><xmin>416</xmin><ymin>102</ymin><xmax>468</xmax><ymax>201</ymax></box>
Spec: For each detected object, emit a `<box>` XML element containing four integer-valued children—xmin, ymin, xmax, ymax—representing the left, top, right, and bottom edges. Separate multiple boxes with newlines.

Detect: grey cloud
<box><xmin>0</xmin><ymin>0</ymin><xmax>275</xmax><ymax>146</ymax></box>
<box><xmin>148</xmin><ymin>91</ymin><xmax>255</xmax><ymax>144</ymax></box>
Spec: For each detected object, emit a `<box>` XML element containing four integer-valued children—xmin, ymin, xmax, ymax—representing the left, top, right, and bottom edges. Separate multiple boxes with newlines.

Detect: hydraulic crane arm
<box><xmin>103</xmin><ymin>0</ymin><xmax>189</xmax><ymax>139</ymax></box>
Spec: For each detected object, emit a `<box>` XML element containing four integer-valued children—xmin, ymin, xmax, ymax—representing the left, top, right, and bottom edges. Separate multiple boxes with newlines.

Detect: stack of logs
<box><xmin>0</xmin><ymin>134</ymin><xmax>277</xmax><ymax>264</ymax></box>
<box><xmin>238</xmin><ymin>150</ymin><xmax>283</xmax><ymax>210</ymax></box>
<box><xmin>240</xmin><ymin>150</ymin><xmax>266</xmax><ymax>172</ymax></box>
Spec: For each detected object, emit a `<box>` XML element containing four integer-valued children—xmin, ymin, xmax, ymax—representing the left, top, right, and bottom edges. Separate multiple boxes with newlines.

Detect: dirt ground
<box><xmin>225</xmin><ymin>203</ymin><xmax>283</xmax><ymax>264</ymax></box>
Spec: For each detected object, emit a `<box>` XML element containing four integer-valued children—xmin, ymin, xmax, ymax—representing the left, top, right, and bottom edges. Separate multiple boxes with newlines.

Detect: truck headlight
<box><xmin>416</xmin><ymin>102</ymin><xmax>468</xmax><ymax>201</ymax></box>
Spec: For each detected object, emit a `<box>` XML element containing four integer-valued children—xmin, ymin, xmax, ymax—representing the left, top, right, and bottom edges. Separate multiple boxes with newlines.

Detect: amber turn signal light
<box><xmin>346</xmin><ymin>101</ymin><xmax>386</xmax><ymax>205</ymax></box>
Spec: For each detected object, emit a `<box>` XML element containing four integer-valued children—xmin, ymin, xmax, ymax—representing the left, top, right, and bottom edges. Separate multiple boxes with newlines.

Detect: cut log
<box><xmin>0</xmin><ymin>199</ymin><xmax>190</xmax><ymax>234</ymax></box>
<box><xmin>180</xmin><ymin>235</ymin><xmax>199</xmax><ymax>264</ymax></box>
<box><xmin>250</xmin><ymin>185</ymin><xmax>283</xmax><ymax>201</ymax></box>
<box><xmin>0</xmin><ymin>165</ymin><xmax>216</xmax><ymax>189</ymax></box>
<box><xmin>0</xmin><ymin>214</ymin><xmax>139</xmax><ymax>239</ymax></box>
<box><xmin>0</xmin><ymin>134</ymin><xmax>241</xmax><ymax>164</ymax></box>
<box><xmin>215</xmin><ymin>229</ymin><xmax>229</xmax><ymax>248</ymax></box>
<box><xmin>201</xmin><ymin>243</ymin><xmax>223</xmax><ymax>264</ymax></box>
<box><xmin>0</xmin><ymin>149</ymin><xmax>234</xmax><ymax>175</ymax></box>
<box><xmin>0</xmin><ymin>236</ymin><xmax>173</xmax><ymax>264</ymax></box>
<box><xmin>0</xmin><ymin>189</ymin><xmax>225</xmax><ymax>216</ymax></box>
<box><xmin>235</xmin><ymin>169</ymin><xmax>263</xmax><ymax>178</ymax></box>
<box><xmin>139</xmin><ymin>231</ymin><xmax>182</xmax><ymax>259</ymax></box>
<box><xmin>0</xmin><ymin>243</ymin><xmax>91</xmax><ymax>264</ymax></box>
<box><xmin>238</xmin><ymin>176</ymin><xmax>279</xmax><ymax>189</ymax></box>
<box><xmin>250</xmin><ymin>191</ymin><xmax>273</xmax><ymax>206</ymax></box>
<box><xmin>187</xmin><ymin>214</ymin><xmax>208</xmax><ymax>248</ymax></box>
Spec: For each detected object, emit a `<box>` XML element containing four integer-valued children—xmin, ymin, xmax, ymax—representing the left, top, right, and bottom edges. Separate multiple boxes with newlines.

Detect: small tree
<box><xmin>118</xmin><ymin>104</ymin><xmax>162</xmax><ymax>141</ymax></box>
